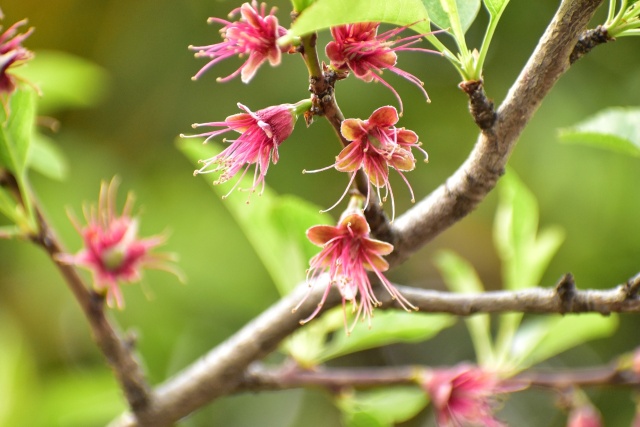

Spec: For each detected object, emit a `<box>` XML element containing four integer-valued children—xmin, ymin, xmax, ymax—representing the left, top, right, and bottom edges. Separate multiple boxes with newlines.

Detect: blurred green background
<box><xmin>2</xmin><ymin>0</ymin><xmax>640</xmax><ymax>426</ymax></box>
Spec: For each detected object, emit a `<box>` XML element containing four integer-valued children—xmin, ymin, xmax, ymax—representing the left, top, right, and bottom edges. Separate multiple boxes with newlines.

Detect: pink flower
<box><xmin>306</xmin><ymin>105</ymin><xmax>427</xmax><ymax>220</ymax></box>
<box><xmin>57</xmin><ymin>178</ymin><xmax>183</xmax><ymax>309</ymax></box>
<box><xmin>567</xmin><ymin>405</ymin><xmax>602</xmax><ymax>427</ymax></box>
<box><xmin>422</xmin><ymin>364</ymin><xmax>523</xmax><ymax>427</ymax></box>
<box><xmin>190</xmin><ymin>1</ymin><xmax>290</xmax><ymax>83</ymax></box>
<box><xmin>0</xmin><ymin>18</ymin><xmax>34</xmax><ymax>95</ymax></box>
<box><xmin>293</xmin><ymin>195</ymin><xmax>415</xmax><ymax>333</ymax></box>
<box><xmin>184</xmin><ymin>102</ymin><xmax>299</xmax><ymax>197</ymax></box>
<box><xmin>326</xmin><ymin>22</ymin><xmax>435</xmax><ymax>112</ymax></box>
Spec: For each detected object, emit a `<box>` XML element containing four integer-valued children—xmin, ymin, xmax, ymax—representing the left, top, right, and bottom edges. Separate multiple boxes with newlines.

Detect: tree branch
<box><xmin>233</xmin><ymin>361</ymin><xmax>640</xmax><ymax>393</ymax></box>
<box><xmin>109</xmin><ymin>0</ymin><xmax>608</xmax><ymax>424</ymax></box>
<box><xmin>31</xmin><ymin>206</ymin><xmax>153</xmax><ymax>420</ymax></box>
<box><xmin>387</xmin><ymin>0</ymin><xmax>604</xmax><ymax>266</ymax></box>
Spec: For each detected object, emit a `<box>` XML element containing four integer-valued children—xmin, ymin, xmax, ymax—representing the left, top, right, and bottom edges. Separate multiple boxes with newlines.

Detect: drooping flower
<box><xmin>293</xmin><ymin>195</ymin><xmax>415</xmax><ymax>333</ymax></box>
<box><xmin>57</xmin><ymin>178</ymin><xmax>183</xmax><ymax>309</ymax></box>
<box><xmin>567</xmin><ymin>404</ymin><xmax>602</xmax><ymax>427</ymax></box>
<box><xmin>306</xmin><ymin>105</ymin><xmax>427</xmax><ymax>221</ymax></box>
<box><xmin>189</xmin><ymin>1</ymin><xmax>290</xmax><ymax>83</ymax></box>
<box><xmin>0</xmin><ymin>17</ymin><xmax>34</xmax><ymax>95</ymax></box>
<box><xmin>421</xmin><ymin>364</ymin><xmax>525</xmax><ymax>427</ymax></box>
<box><xmin>325</xmin><ymin>22</ymin><xmax>436</xmax><ymax>112</ymax></box>
<box><xmin>184</xmin><ymin>101</ymin><xmax>308</xmax><ymax>197</ymax></box>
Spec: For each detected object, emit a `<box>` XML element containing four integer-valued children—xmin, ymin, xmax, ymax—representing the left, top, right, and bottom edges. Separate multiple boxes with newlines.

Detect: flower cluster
<box><xmin>190</xmin><ymin>0</ymin><xmax>290</xmax><ymax>83</ymax></box>
<box><xmin>293</xmin><ymin>195</ymin><xmax>415</xmax><ymax>333</ymax></box>
<box><xmin>186</xmin><ymin>2</ymin><xmax>435</xmax><ymax>328</ymax></box>
<box><xmin>0</xmin><ymin>16</ymin><xmax>34</xmax><ymax>95</ymax></box>
<box><xmin>421</xmin><ymin>365</ymin><xmax>525</xmax><ymax>427</ymax></box>
<box><xmin>58</xmin><ymin>179</ymin><xmax>183</xmax><ymax>308</ymax></box>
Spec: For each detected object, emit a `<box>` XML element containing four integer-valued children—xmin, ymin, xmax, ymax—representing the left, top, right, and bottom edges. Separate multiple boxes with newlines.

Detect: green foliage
<box><xmin>558</xmin><ymin>107</ymin><xmax>640</xmax><ymax>158</ymax></box>
<box><xmin>337</xmin><ymin>387</ymin><xmax>428</xmax><ymax>427</ymax></box>
<box><xmin>493</xmin><ymin>170</ymin><xmax>565</xmax><ymax>290</ymax></box>
<box><xmin>483</xmin><ymin>0</ymin><xmax>511</xmax><ymax>17</ymax></box>
<box><xmin>317</xmin><ymin>311</ymin><xmax>454</xmax><ymax>363</ymax></box>
<box><xmin>13</xmin><ymin>50</ymin><xmax>109</xmax><ymax>114</ymax></box>
<box><xmin>434</xmin><ymin>250</ymin><xmax>494</xmax><ymax>366</ymax></box>
<box><xmin>423</xmin><ymin>0</ymin><xmax>481</xmax><ymax>33</ymax></box>
<box><xmin>510</xmin><ymin>314</ymin><xmax>619</xmax><ymax>370</ymax></box>
<box><xmin>287</xmin><ymin>0</ymin><xmax>431</xmax><ymax>40</ymax></box>
<box><xmin>179</xmin><ymin>138</ymin><xmax>331</xmax><ymax>296</ymax></box>
<box><xmin>0</xmin><ymin>86</ymin><xmax>37</xmax><ymax>176</ymax></box>
<box><xmin>290</xmin><ymin>0</ymin><xmax>316</xmax><ymax>12</ymax></box>
<box><xmin>27</xmin><ymin>132</ymin><xmax>68</xmax><ymax>180</ymax></box>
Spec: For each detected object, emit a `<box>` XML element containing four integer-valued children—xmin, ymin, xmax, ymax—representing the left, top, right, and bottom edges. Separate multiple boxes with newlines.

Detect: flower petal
<box><xmin>335</xmin><ymin>141</ymin><xmax>364</xmax><ymax>172</ymax></box>
<box><xmin>306</xmin><ymin>224</ymin><xmax>341</xmax><ymax>246</ymax></box>
<box><xmin>340</xmin><ymin>118</ymin><xmax>367</xmax><ymax>142</ymax></box>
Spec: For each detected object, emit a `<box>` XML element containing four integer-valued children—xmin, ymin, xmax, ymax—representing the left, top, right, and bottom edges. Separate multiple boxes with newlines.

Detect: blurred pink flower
<box><xmin>306</xmin><ymin>105</ymin><xmax>427</xmax><ymax>220</ymax></box>
<box><xmin>0</xmin><ymin>18</ymin><xmax>34</xmax><ymax>95</ymax></box>
<box><xmin>325</xmin><ymin>22</ymin><xmax>435</xmax><ymax>112</ymax></box>
<box><xmin>190</xmin><ymin>1</ymin><xmax>290</xmax><ymax>83</ymax></box>
<box><xmin>422</xmin><ymin>364</ymin><xmax>523</xmax><ymax>427</ymax></box>
<box><xmin>185</xmin><ymin>102</ymin><xmax>298</xmax><ymax>197</ymax></box>
<box><xmin>293</xmin><ymin>195</ymin><xmax>415</xmax><ymax>332</ymax></box>
<box><xmin>57</xmin><ymin>179</ymin><xmax>183</xmax><ymax>308</ymax></box>
<box><xmin>567</xmin><ymin>405</ymin><xmax>602</xmax><ymax>427</ymax></box>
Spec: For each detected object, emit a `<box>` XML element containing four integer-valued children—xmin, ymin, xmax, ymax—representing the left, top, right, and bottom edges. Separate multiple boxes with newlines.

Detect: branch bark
<box><xmin>387</xmin><ymin>0</ymin><xmax>604</xmax><ymax>266</ymax></box>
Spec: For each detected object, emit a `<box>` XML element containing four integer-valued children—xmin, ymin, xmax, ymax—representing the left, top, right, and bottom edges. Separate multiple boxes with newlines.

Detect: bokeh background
<box><xmin>1</xmin><ymin>0</ymin><xmax>640</xmax><ymax>426</ymax></box>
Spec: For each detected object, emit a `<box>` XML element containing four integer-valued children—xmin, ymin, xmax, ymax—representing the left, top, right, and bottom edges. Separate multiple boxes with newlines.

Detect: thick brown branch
<box><xmin>387</xmin><ymin>0</ymin><xmax>604</xmax><ymax>266</ymax></box>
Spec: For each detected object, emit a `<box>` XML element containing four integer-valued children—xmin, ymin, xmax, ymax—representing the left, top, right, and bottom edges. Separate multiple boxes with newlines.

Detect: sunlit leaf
<box><xmin>423</xmin><ymin>0</ymin><xmax>481</xmax><ymax>33</ymax></box>
<box><xmin>483</xmin><ymin>0</ymin><xmax>511</xmax><ymax>17</ymax></box>
<box><xmin>494</xmin><ymin>170</ymin><xmax>564</xmax><ymax>290</ymax></box>
<box><xmin>318</xmin><ymin>311</ymin><xmax>454</xmax><ymax>363</ymax></box>
<box><xmin>434</xmin><ymin>250</ymin><xmax>493</xmax><ymax>366</ymax></box>
<box><xmin>13</xmin><ymin>50</ymin><xmax>109</xmax><ymax>114</ymax></box>
<box><xmin>287</xmin><ymin>0</ymin><xmax>431</xmax><ymax>40</ymax></box>
<box><xmin>282</xmin><ymin>308</ymin><xmax>343</xmax><ymax>368</ymax></box>
<box><xmin>179</xmin><ymin>138</ymin><xmax>331</xmax><ymax>296</ymax></box>
<box><xmin>511</xmin><ymin>314</ymin><xmax>619</xmax><ymax>370</ymax></box>
<box><xmin>290</xmin><ymin>0</ymin><xmax>316</xmax><ymax>12</ymax></box>
<box><xmin>558</xmin><ymin>107</ymin><xmax>640</xmax><ymax>157</ymax></box>
<box><xmin>0</xmin><ymin>85</ymin><xmax>37</xmax><ymax>176</ymax></box>
<box><xmin>27</xmin><ymin>132</ymin><xmax>68</xmax><ymax>180</ymax></box>
<box><xmin>338</xmin><ymin>387</ymin><xmax>428</xmax><ymax>427</ymax></box>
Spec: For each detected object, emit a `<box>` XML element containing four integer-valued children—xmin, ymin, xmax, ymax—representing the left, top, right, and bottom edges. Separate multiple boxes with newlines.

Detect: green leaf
<box><xmin>483</xmin><ymin>0</ymin><xmax>510</xmax><ymax>17</ymax></box>
<box><xmin>338</xmin><ymin>387</ymin><xmax>428</xmax><ymax>427</ymax></box>
<box><xmin>0</xmin><ymin>85</ymin><xmax>37</xmax><ymax>176</ymax></box>
<box><xmin>0</xmin><ymin>186</ymin><xmax>20</xmax><ymax>224</ymax></box>
<box><xmin>0</xmin><ymin>225</ymin><xmax>21</xmax><ymax>239</ymax></box>
<box><xmin>423</xmin><ymin>0</ymin><xmax>481</xmax><ymax>33</ymax></box>
<box><xmin>291</xmin><ymin>0</ymin><xmax>316</xmax><ymax>12</ymax></box>
<box><xmin>558</xmin><ymin>107</ymin><xmax>640</xmax><ymax>157</ymax></box>
<box><xmin>317</xmin><ymin>311</ymin><xmax>454</xmax><ymax>363</ymax></box>
<box><xmin>27</xmin><ymin>132</ymin><xmax>68</xmax><ymax>180</ymax></box>
<box><xmin>433</xmin><ymin>250</ymin><xmax>494</xmax><ymax>366</ymax></box>
<box><xmin>287</xmin><ymin>0</ymin><xmax>431</xmax><ymax>40</ymax></box>
<box><xmin>179</xmin><ymin>138</ymin><xmax>331</xmax><ymax>296</ymax></box>
<box><xmin>13</xmin><ymin>50</ymin><xmax>109</xmax><ymax>114</ymax></box>
<box><xmin>511</xmin><ymin>314</ymin><xmax>619</xmax><ymax>370</ymax></box>
<box><xmin>493</xmin><ymin>170</ymin><xmax>564</xmax><ymax>290</ymax></box>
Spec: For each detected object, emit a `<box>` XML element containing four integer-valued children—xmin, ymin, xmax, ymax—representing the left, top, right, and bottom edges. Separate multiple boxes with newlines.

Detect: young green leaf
<box><xmin>483</xmin><ymin>0</ymin><xmax>511</xmax><ymax>17</ymax></box>
<box><xmin>558</xmin><ymin>107</ymin><xmax>640</xmax><ymax>158</ymax></box>
<box><xmin>288</xmin><ymin>0</ymin><xmax>431</xmax><ymax>39</ymax></box>
<box><xmin>12</xmin><ymin>50</ymin><xmax>109</xmax><ymax>115</ymax></box>
<box><xmin>0</xmin><ymin>186</ymin><xmax>20</xmax><ymax>224</ymax></box>
<box><xmin>317</xmin><ymin>311</ymin><xmax>454</xmax><ymax>363</ymax></box>
<box><xmin>179</xmin><ymin>138</ymin><xmax>331</xmax><ymax>296</ymax></box>
<box><xmin>434</xmin><ymin>250</ymin><xmax>494</xmax><ymax>366</ymax></box>
<box><xmin>510</xmin><ymin>314</ymin><xmax>619</xmax><ymax>370</ymax></box>
<box><xmin>337</xmin><ymin>387</ymin><xmax>428</xmax><ymax>427</ymax></box>
<box><xmin>282</xmin><ymin>307</ymin><xmax>343</xmax><ymax>368</ymax></box>
<box><xmin>423</xmin><ymin>0</ymin><xmax>481</xmax><ymax>33</ymax></box>
<box><xmin>0</xmin><ymin>85</ymin><xmax>37</xmax><ymax>176</ymax></box>
<box><xmin>290</xmin><ymin>0</ymin><xmax>316</xmax><ymax>12</ymax></box>
<box><xmin>493</xmin><ymin>170</ymin><xmax>564</xmax><ymax>290</ymax></box>
<box><xmin>27</xmin><ymin>132</ymin><xmax>69</xmax><ymax>181</ymax></box>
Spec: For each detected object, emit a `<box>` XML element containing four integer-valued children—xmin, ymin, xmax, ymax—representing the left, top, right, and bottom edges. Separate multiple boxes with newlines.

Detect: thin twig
<box><xmin>31</xmin><ymin>205</ymin><xmax>153</xmax><ymax>420</ymax></box>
